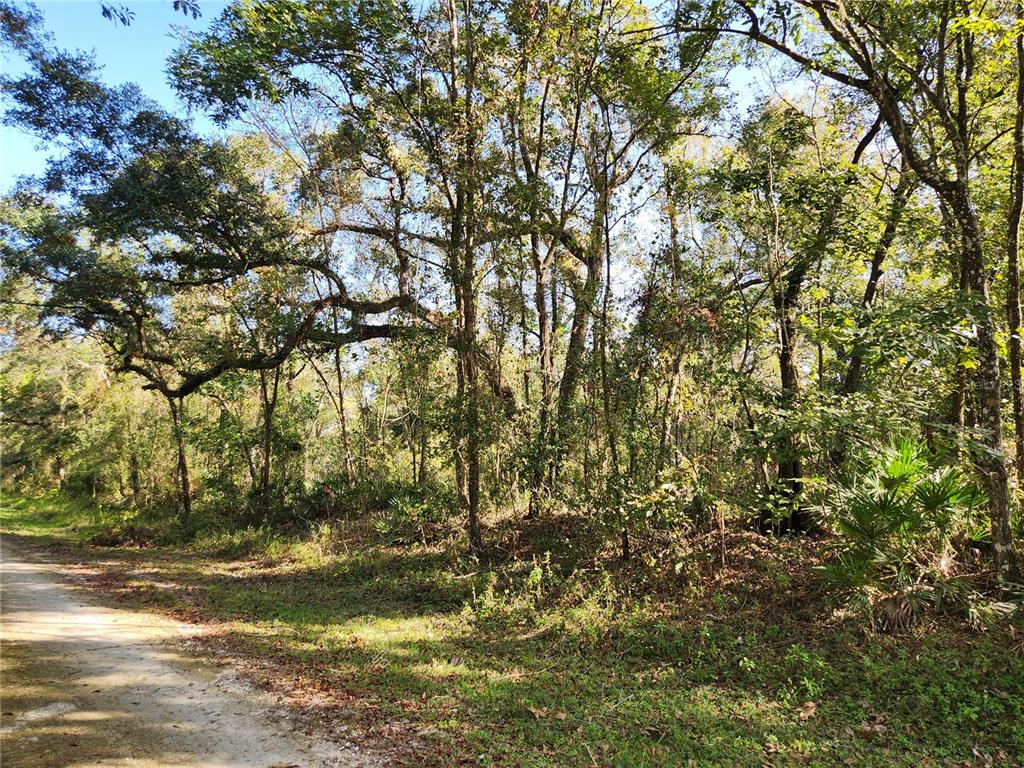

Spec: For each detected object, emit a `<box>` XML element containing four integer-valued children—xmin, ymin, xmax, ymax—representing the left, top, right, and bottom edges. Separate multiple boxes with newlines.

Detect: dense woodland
<box><xmin>2</xmin><ymin>0</ymin><xmax>1024</xmax><ymax>630</ymax></box>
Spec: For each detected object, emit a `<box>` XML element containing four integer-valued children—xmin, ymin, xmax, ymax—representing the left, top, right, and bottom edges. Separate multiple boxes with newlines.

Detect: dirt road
<box><xmin>0</xmin><ymin>538</ymin><xmax>370</xmax><ymax>768</ymax></box>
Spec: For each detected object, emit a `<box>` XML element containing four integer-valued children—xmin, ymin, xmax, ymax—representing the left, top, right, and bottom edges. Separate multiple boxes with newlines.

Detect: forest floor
<box><xmin>1</xmin><ymin>493</ymin><xmax>1023</xmax><ymax>767</ymax></box>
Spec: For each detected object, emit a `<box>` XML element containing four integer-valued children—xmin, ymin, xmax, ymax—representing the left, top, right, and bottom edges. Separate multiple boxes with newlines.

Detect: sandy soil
<box><xmin>0</xmin><ymin>538</ymin><xmax>373</xmax><ymax>768</ymax></box>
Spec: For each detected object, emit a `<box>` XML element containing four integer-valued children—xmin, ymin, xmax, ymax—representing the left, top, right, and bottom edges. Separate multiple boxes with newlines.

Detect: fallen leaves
<box><xmin>844</xmin><ymin>718</ymin><xmax>887</xmax><ymax>739</ymax></box>
<box><xmin>798</xmin><ymin>701</ymin><xmax>816</xmax><ymax>721</ymax></box>
<box><xmin>859</xmin><ymin>721</ymin><xmax>887</xmax><ymax>737</ymax></box>
<box><xmin>527</xmin><ymin>706</ymin><xmax>568</xmax><ymax>721</ymax></box>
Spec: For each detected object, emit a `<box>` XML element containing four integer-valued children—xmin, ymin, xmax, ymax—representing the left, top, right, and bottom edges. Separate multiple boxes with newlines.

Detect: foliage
<box><xmin>824</xmin><ymin>439</ymin><xmax>1018</xmax><ymax>628</ymax></box>
<box><xmin>1</xmin><ymin>0</ymin><xmax>1022</xmax><ymax>621</ymax></box>
<box><xmin>372</xmin><ymin>484</ymin><xmax>456</xmax><ymax>545</ymax></box>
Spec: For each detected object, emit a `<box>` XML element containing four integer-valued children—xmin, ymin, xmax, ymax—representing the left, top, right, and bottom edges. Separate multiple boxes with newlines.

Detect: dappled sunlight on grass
<box><xmin>3</xmin><ymin>495</ymin><xmax>1022</xmax><ymax>767</ymax></box>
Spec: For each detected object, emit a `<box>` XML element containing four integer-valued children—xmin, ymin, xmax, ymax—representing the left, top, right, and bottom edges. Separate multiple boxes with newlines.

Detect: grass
<box><xmin>2</xmin><ymin>491</ymin><xmax>1023</xmax><ymax>767</ymax></box>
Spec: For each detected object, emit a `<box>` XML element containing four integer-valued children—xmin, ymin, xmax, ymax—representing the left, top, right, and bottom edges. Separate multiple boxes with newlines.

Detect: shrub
<box><xmin>372</xmin><ymin>485</ymin><xmax>455</xmax><ymax>545</ymax></box>
<box><xmin>824</xmin><ymin>438</ymin><xmax>1007</xmax><ymax>627</ymax></box>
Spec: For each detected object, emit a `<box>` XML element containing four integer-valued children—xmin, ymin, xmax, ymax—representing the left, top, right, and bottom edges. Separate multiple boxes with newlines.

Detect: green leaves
<box><xmin>880</xmin><ymin>438</ymin><xmax>927</xmax><ymax>491</ymax></box>
<box><xmin>835</xmin><ymin>487</ymin><xmax>907</xmax><ymax>547</ymax></box>
<box><xmin>171</xmin><ymin>0</ymin><xmax>407</xmax><ymax>122</ymax></box>
<box><xmin>912</xmin><ymin>472</ymin><xmax>984</xmax><ymax>524</ymax></box>
<box><xmin>827</xmin><ymin>438</ymin><xmax>986</xmax><ymax>607</ymax></box>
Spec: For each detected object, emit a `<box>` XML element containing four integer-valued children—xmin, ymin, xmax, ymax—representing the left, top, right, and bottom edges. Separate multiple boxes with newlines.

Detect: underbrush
<box><xmin>823</xmin><ymin>439</ymin><xmax>1023</xmax><ymax>631</ymax></box>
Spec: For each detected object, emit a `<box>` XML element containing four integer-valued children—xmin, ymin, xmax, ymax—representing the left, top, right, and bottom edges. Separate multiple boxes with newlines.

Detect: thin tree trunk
<box><xmin>512</xmin><ymin>54</ymin><xmax>555</xmax><ymax>518</ymax></box>
<box><xmin>840</xmin><ymin>168</ymin><xmax>914</xmax><ymax>399</ymax></box>
<box><xmin>830</xmin><ymin>166</ymin><xmax>914</xmax><ymax>468</ymax></box>
<box><xmin>596</xmin><ymin>198</ymin><xmax>625</xmax><ymax>559</ymax></box>
<box><xmin>658</xmin><ymin>171</ymin><xmax>685</xmax><ymax>474</ymax></box>
<box><xmin>528</xmin><ymin>241</ymin><xmax>554</xmax><ymax>517</ymax></box>
<box><xmin>446</xmin><ymin>0</ymin><xmax>482</xmax><ymax>556</ymax></box>
<box><xmin>409</xmin><ymin>424</ymin><xmax>418</xmax><ymax>485</ymax></box>
<box><xmin>1007</xmin><ymin>2</ymin><xmax>1024</xmax><ymax>489</ymax></box>
<box><xmin>129</xmin><ymin>451</ymin><xmax>141</xmax><ymax>499</ymax></box>
<box><xmin>127</xmin><ymin>415</ymin><xmax>142</xmax><ymax>500</ymax></box>
<box><xmin>167</xmin><ymin>395</ymin><xmax>191</xmax><ymax>527</ymax></box>
<box><xmin>553</xmin><ymin>172</ymin><xmax>608</xmax><ymax>478</ymax></box>
<box><xmin>950</xmin><ymin>243</ymin><xmax>972</xmax><ymax>454</ymax></box>
<box><xmin>547</xmin><ymin>266</ymin><xmax>559</xmax><ymax>491</ymax></box>
<box><xmin>658</xmin><ymin>352</ymin><xmax>684</xmax><ymax>473</ymax></box>
<box><xmin>462</xmin><ymin>281</ymin><xmax>482</xmax><ymax>556</ymax></box>
<box><xmin>257</xmin><ymin>367</ymin><xmax>280</xmax><ymax>520</ymax></box>
<box><xmin>418</xmin><ymin>416</ymin><xmax>429</xmax><ymax>485</ymax></box>
<box><xmin>771</xmin><ymin>273</ymin><xmax>807</xmax><ymax>532</ymax></box>
<box><xmin>332</xmin><ymin>308</ymin><xmax>356</xmax><ymax>482</ymax></box>
<box><xmin>464</xmin><ymin>0</ymin><xmax>482</xmax><ymax>557</ymax></box>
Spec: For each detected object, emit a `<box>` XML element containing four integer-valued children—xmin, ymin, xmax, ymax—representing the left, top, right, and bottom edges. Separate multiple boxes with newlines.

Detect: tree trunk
<box><xmin>418</xmin><ymin>415</ymin><xmax>429</xmax><ymax>485</ymax></box>
<box><xmin>762</xmin><ymin>262</ymin><xmax>811</xmax><ymax>534</ymax></box>
<box><xmin>129</xmin><ymin>451</ymin><xmax>141</xmax><ymax>499</ymax></box>
<box><xmin>553</xmin><ymin>174</ymin><xmax>608</xmax><ymax>478</ymax></box>
<box><xmin>462</xmin><ymin>280</ymin><xmax>483</xmax><ymax>556</ymax></box>
<box><xmin>528</xmin><ymin>240</ymin><xmax>554</xmax><ymax>517</ymax></box>
<box><xmin>840</xmin><ymin>168</ymin><xmax>913</xmax><ymax>399</ymax></box>
<box><xmin>257</xmin><ymin>367</ymin><xmax>280</xmax><ymax>521</ymax></box>
<box><xmin>831</xmin><ymin>166</ymin><xmax>914</xmax><ymax>468</ymax></box>
<box><xmin>955</xmin><ymin>188</ymin><xmax>1019</xmax><ymax>581</ymax></box>
<box><xmin>446</xmin><ymin>0</ymin><xmax>482</xmax><ymax>556</ymax></box>
<box><xmin>1008</xmin><ymin>4</ymin><xmax>1024</xmax><ymax>489</ymax></box>
<box><xmin>658</xmin><ymin>172</ymin><xmax>685</xmax><ymax>474</ymax></box>
<box><xmin>126</xmin><ymin>413</ymin><xmax>142</xmax><ymax>500</ymax></box>
<box><xmin>332</xmin><ymin>309</ymin><xmax>356</xmax><ymax>482</ymax></box>
<box><xmin>658</xmin><ymin>352</ymin><xmax>684</xmax><ymax>473</ymax></box>
<box><xmin>773</xmin><ymin>285</ymin><xmax>806</xmax><ymax>531</ymax></box>
<box><xmin>167</xmin><ymin>396</ymin><xmax>191</xmax><ymax>527</ymax></box>
<box><xmin>596</xmin><ymin>198</ymin><xmax>625</xmax><ymax>558</ymax></box>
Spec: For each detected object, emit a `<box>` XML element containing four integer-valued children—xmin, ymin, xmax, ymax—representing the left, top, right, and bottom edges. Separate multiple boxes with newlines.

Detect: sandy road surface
<box><xmin>0</xmin><ymin>538</ymin><xmax>371</xmax><ymax>768</ymax></box>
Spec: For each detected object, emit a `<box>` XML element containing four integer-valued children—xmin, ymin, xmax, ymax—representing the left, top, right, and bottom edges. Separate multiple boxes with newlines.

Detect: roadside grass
<box><xmin>0</xmin><ymin>491</ymin><xmax>113</xmax><ymax>539</ymax></box>
<box><xmin>2</xmin><ymin>493</ymin><xmax>1022</xmax><ymax>767</ymax></box>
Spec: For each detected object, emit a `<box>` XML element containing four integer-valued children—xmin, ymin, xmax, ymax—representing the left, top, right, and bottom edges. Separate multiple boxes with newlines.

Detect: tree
<box><xmin>1007</xmin><ymin>1</ymin><xmax>1024</xmax><ymax>489</ymax></box>
<box><xmin>170</xmin><ymin>0</ymin><xmax>720</xmax><ymax>550</ymax></box>
<box><xmin>688</xmin><ymin>0</ymin><xmax>1020</xmax><ymax>579</ymax></box>
<box><xmin>1</xmin><ymin>13</ymin><xmax>428</xmax><ymax>524</ymax></box>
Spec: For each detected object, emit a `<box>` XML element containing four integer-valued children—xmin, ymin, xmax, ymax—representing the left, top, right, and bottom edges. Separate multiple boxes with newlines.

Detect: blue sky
<box><xmin>0</xmin><ymin>0</ymin><xmax>228</xmax><ymax>189</ymax></box>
